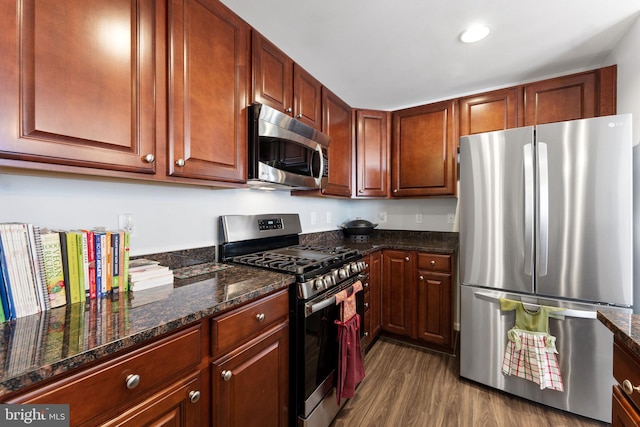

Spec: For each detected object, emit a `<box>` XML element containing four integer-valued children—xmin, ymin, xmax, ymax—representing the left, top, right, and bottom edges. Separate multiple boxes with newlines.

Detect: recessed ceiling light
<box><xmin>460</xmin><ymin>24</ymin><xmax>491</xmax><ymax>43</ymax></box>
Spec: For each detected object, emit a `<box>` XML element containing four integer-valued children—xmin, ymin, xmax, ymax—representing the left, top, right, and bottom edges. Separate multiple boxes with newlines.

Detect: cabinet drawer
<box><xmin>614</xmin><ymin>340</ymin><xmax>640</xmax><ymax>412</ymax></box>
<box><xmin>417</xmin><ymin>253</ymin><xmax>451</xmax><ymax>272</ymax></box>
<box><xmin>212</xmin><ymin>290</ymin><xmax>289</xmax><ymax>356</ymax></box>
<box><xmin>8</xmin><ymin>325</ymin><xmax>202</xmax><ymax>426</ymax></box>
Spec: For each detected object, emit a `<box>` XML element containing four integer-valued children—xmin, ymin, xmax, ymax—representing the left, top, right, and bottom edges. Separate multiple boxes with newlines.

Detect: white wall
<box><xmin>604</xmin><ymin>15</ymin><xmax>640</xmax><ymax>146</ymax></box>
<box><xmin>0</xmin><ymin>171</ymin><xmax>457</xmax><ymax>256</ymax></box>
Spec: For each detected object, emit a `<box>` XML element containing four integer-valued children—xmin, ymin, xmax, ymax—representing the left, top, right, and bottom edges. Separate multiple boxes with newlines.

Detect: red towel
<box><xmin>334</xmin><ymin>281</ymin><xmax>365</xmax><ymax>402</ymax></box>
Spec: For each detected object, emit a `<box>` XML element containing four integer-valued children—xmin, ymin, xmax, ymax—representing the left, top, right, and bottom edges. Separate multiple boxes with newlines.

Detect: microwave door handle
<box><xmin>315</xmin><ymin>145</ymin><xmax>325</xmax><ymax>181</ymax></box>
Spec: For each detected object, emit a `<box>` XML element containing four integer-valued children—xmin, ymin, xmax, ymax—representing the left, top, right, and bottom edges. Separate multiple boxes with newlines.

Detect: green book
<box><xmin>65</xmin><ymin>232</ymin><xmax>81</xmax><ymax>304</ymax></box>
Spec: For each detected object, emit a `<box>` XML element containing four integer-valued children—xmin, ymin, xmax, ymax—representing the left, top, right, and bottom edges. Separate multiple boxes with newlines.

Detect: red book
<box><xmin>82</xmin><ymin>230</ymin><xmax>97</xmax><ymax>299</ymax></box>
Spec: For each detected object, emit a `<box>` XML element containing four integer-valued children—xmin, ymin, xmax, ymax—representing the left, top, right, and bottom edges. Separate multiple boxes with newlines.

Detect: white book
<box><xmin>130</xmin><ymin>272</ymin><xmax>174</xmax><ymax>291</ymax></box>
<box><xmin>128</xmin><ymin>265</ymin><xmax>171</xmax><ymax>281</ymax></box>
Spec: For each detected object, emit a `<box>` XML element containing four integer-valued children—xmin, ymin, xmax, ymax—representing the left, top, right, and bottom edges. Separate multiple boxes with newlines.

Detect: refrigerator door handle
<box><xmin>538</xmin><ymin>142</ymin><xmax>549</xmax><ymax>276</ymax></box>
<box><xmin>523</xmin><ymin>143</ymin><xmax>534</xmax><ymax>276</ymax></box>
<box><xmin>473</xmin><ymin>291</ymin><xmax>597</xmax><ymax>319</ymax></box>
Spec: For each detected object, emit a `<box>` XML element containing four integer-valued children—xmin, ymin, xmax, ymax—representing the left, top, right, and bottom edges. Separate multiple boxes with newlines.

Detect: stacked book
<box><xmin>0</xmin><ymin>223</ymin><xmax>131</xmax><ymax>322</ymax></box>
<box><xmin>128</xmin><ymin>259</ymin><xmax>174</xmax><ymax>291</ymax></box>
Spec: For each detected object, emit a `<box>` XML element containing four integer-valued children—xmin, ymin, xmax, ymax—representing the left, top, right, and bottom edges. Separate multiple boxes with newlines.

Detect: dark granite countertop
<box><xmin>0</xmin><ymin>264</ymin><xmax>294</xmax><ymax>398</ymax></box>
<box><xmin>0</xmin><ymin>229</ymin><xmax>457</xmax><ymax>399</ymax></box>
<box><xmin>597</xmin><ymin>310</ymin><xmax>640</xmax><ymax>358</ymax></box>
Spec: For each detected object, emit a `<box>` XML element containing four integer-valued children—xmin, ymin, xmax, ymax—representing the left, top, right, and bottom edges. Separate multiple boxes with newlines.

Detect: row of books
<box><xmin>0</xmin><ymin>223</ymin><xmax>131</xmax><ymax>322</ymax></box>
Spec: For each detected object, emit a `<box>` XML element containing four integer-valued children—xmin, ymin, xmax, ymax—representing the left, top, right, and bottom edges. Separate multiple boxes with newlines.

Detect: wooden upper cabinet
<box><xmin>391</xmin><ymin>100</ymin><xmax>457</xmax><ymax>197</ymax></box>
<box><xmin>524</xmin><ymin>66</ymin><xmax>617</xmax><ymax>126</ymax></box>
<box><xmin>252</xmin><ymin>31</ymin><xmax>293</xmax><ymax>116</ymax></box>
<box><xmin>459</xmin><ymin>87</ymin><xmax>521</xmax><ymax>136</ymax></box>
<box><xmin>293</xmin><ymin>64</ymin><xmax>323</xmax><ymax>129</ymax></box>
<box><xmin>322</xmin><ymin>88</ymin><xmax>353</xmax><ymax>197</ymax></box>
<box><xmin>0</xmin><ymin>0</ymin><xmax>165</xmax><ymax>173</ymax></box>
<box><xmin>356</xmin><ymin>110</ymin><xmax>389</xmax><ymax>197</ymax></box>
<box><xmin>167</xmin><ymin>0</ymin><xmax>249</xmax><ymax>183</ymax></box>
<box><xmin>252</xmin><ymin>31</ymin><xmax>322</xmax><ymax>129</ymax></box>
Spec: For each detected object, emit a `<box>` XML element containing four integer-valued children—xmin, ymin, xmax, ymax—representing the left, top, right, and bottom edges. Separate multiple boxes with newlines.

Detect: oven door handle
<box><xmin>304</xmin><ymin>275</ymin><xmax>366</xmax><ymax>317</ymax></box>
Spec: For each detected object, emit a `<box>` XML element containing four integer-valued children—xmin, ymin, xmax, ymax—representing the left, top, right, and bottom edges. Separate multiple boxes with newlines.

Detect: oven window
<box><xmin>303</xmin><ymin>303</ymin><xmax>339</xmax><ymax>399</ymax></box>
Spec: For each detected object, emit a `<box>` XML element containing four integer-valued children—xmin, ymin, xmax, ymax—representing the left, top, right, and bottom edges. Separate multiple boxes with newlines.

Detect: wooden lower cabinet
<box><xmin>3</xmin><ymin>325</ymin><xmax>204</xmax><ymax>426</ymax></box>
<box><xmin>381</xmin><ymin>250</ymin><xmax>454</xmax><ymax>353</ymax></box>
<box><xmin>362</xmin><ymin>251</ymin><xmax>382</xmax><ymax>350</ymax></box>
<box><xmin>612</xmin><ymin>337</ymin><xmax>640</xmax><ymax>426</ymax></box>
<box><xmin>210</xmin><ymin>289</ymin><xmax>289</xmax><ymax>427</ymax></box>
<box><xmin>211</xmin><ymin>323</ymin><xmax>289</xmax><ymax>427</ymax></box>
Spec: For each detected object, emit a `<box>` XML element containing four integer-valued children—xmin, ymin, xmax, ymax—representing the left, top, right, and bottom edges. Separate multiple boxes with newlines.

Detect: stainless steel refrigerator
<box><xmin>459</xmin><ymin>114</ymin><xmax>633</xmax><ymax>423</ymax></box>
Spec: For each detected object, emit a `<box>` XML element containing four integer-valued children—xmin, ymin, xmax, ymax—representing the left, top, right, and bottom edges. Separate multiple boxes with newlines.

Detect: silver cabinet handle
<box><xmin>176</xmin><ymin>158</ymin><xmax>185</xmax><ymax>167</ymax></box>
<box><xmin>393</xmin><ymin>189</ymin><xmax>398</xmax><ymax>193</ymax></box>
<box><xmin>189</xmin><ymin>390</ymin><xmax>201</xmax><ymax>403</ymax></box>
<box><xmin>256</xmin><ymin>313</ymin><xmax>265</xmax><ymax>322</ymax></box>
<box><xmin>364</xmin><ymin>332</ymin><xmax>369</xmax><ymax>337</ymax></box>
<box><xmin>143</xmin><ymin>153</ymin><xmax>155</xmax><ymax>163</ymax></box>
<box><xmin>126</xmin><ymin>374</ymin><xmax>140</xmax><ymax>390</ymax></box>
<box><xmin>363</xmin><ymin>282</ymin><xmax>369</xmax><ymax>288</ymax></box>
<box><xmin>221</xmin><ymin>370</ymin><xmax>232</xmax><ymax>381</ymax></box>
<box><xmin>285</xmin><ymin>107</ymin><xmax>292</xmax><ymax>113</ymax></box>
<box><xmin>623</xmin><ymin>379</ymin><xmax>640</xmax><ymax>395</ymax></box>
<box><xmin>430</xmin><ymin>260</ymin><xmax>436</xmax><ymax>266</ymax></box>
<box><xmin>364</xmin><ymin>303</ymin><xmax>369</xmax><ymax>309</ymax></box>
<box><xmin>296</xmin><ymin>113</ymin><xmax>302</xmax><ymax>118</ymax></box>
<box><xmin>419</xmin><ymin>275</ymin><xmax>424</xmax><ymax>281</ymax></box>
<box><xmin>404</xmin><ymin>257</ymin><xmax>409</xmax><ymax>261</ymax></box>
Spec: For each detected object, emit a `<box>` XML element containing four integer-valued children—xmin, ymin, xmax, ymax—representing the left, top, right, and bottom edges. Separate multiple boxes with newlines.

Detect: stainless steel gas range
<box><xmin>219</xmin><ymin>214</ymin><xmax>367</xmax><ymax>427</ymax></box>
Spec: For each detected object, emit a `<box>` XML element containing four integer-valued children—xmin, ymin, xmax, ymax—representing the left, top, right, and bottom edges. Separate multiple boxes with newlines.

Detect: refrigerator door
<box><xmin>460</xmin><ymin>285</ymin><xmax>630</xmax><ymax>423</ymax></box>
<box><xmin>535</xmin><ymin>114</ymin><xmax>633</xmax><ymax>306</ymax></box>
<box><xmin>459</xmin><ymin>127</ymin><xmax>535</xmax><ymax>294</ymax></box>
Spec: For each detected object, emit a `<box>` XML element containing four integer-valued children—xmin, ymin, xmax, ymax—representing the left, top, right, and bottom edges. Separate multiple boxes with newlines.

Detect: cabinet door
<box><xmin>459</xmin><ymin>87</ymin><xmax>521</xmax><ymax>136</ymax></box>
<box><xmin>98</xmin><ymin>373</ymin><xmax>201</xmax><ymax>427</ymax></box>
<box><xmin>391</xmin><ymin>100</ymin><xmax>456</xmax><ymax>197</ymax></box>
<box><xmin>356</xmin><ymin>110</ymin><xmax>389</xmax><ymax>198</ymax></box>
<box><xmin>293</xmin><ymin>64</ymin><xmax>322</xmax><ymax>129</ymax></box>
<box><xmin>368</xmin><ymin>251</ymin><xmax>383</xmax><ymax>340</ymax></box>
<box><xmin>381</xmin><ymin>250</ymin><xmax>414</xmax><ymax>337</ymax></box>
<box><xmin>612</xmin><ymin>386</ymin><xmax>640</xmax><ymax>427</ymax></box>
<box><xmin>168</xmin><ymin>0</ymin><xmax>248</xmax><ymax>182</ymax></box>
<box><xmin>212</xmin><ymin>324</ymin><xmax>289</xmax><ymax>427</ymax></box>
<box><xmin>0</xmin><ymin>0</ymin><xmax>163</xmax><ymax>173</ymax></box>
<box><xmin>416</xmin><ymin>271</ymin><xmax>452</xmax><ymax>348</ymax></box>
<box><xmin>322</xmin><ymin>88</ymin><xmax>353</xmax><ymax>197</ymax></box>
<box><xmin>523</xmin><ymin>69</ymin><xmax>608</xmax><ymax>126</ymax></box>
<box><xmin>252</xmin><ymin>31</ymin><xmax>293</xmax><ymax>115</ymax></box>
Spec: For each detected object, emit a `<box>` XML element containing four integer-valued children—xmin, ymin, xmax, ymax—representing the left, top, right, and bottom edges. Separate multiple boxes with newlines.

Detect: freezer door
<box><xmin>536</xmin><ymin>114</ymin><xmax>633</xmax><ymax>305</ymax></box>
<box><xmin>459</xmin><ymin>127</ymin><xmax>535</xmax><ymax>293</ymax></box>
<box><xmin>460</xmin><ymin>285</ymin><xmax>628</xmax><ymax>423</ymax></box>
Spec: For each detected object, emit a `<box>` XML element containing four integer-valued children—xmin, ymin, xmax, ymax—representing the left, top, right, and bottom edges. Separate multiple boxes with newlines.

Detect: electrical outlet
<box><xmin>326</xmin><ymin>212</ymin><xmax>332</xmax><ymax>224</ymax></box>
<box><xmin>447</xmin><ymin>213</ymin><xmax>455</xmax><ymax>224</ymax></box>
<box><xmin>118</xmin><ymin>213</ymin><xmax>135</xmax><ymax>236</ymax></box>
<box><xmin>379</xmin><ymin>212</ymin><xmax>387</xmax><ymax>223</ymax></box>
<box><xmin>416</xmin><ymin>213</ymin><xmax>423</xmax><ymax>224</ymax></box>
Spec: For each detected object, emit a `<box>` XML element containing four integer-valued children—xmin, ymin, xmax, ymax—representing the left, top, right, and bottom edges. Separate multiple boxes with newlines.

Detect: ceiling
<box><xmin>219</xmin><ymin>0</ymin><xmax>640</xmax><ymax>111</ymax></box>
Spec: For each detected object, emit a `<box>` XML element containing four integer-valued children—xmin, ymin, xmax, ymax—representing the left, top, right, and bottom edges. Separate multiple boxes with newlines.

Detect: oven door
<box><xmin>297</xmin><ymin>276</ymin><xmax>365</xmax><ymax>419</ymax></box>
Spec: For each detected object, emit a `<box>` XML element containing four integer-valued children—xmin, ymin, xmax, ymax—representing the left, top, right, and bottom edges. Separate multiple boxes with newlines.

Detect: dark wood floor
<box><xmin>331</xmin><ymin>337</ymin><xmax>609</xmax><ymax>427</ymax></box>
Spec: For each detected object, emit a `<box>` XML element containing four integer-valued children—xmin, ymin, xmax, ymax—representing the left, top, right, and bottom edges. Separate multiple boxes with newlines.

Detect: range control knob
<box><xmin>350</xmin><ymin>263</ymin><xmax>359</xmax><ymax>274</ymax></box>
<box><xmin>338</xmin><ymin>268</ymin><xmax>348</xmax><ymax>279</ymax></box>
<box><xmin>314</xmin><ymin>278</ymin><xmax>325</xmax><ymax>290</ymax></box>
<box><xmin>324</xmin><ymin>275</ymin><xmax>335</xmax><ymax>287</ymax></box>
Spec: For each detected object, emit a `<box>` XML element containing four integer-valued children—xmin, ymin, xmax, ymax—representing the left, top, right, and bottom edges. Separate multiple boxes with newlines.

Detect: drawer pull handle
<box><xmin>623</xmin><ymin>379</ymin><xmax>640</xmax><ymax>395</ymax></box>
<box><xmin>175</xmin><ymin>158</ymin><xmax>185</xmax><ymax>167</ymax></box>
<box><xmin>430</xmin><ymin>260</ymin><xmax>436</xmax><ymax>266</ymax></box>
<box><xmin>143</xmin><ymin>154</ymin><xmax>155</xmax><ymax>163</ymax></box>
<box><xmin>364</xmin><ymin>332</ymin><xmax>369</xmax><ymax>337</ymax></box>
<box><xmin>126</xmin><ymin>374</ymin><xmax>140</xmax><ymax>390</ymax></box>
<box><xmin>256</xmin><ymin>313</ymin><xmax>265</xmax><ymax>322</ymax></box>
<box><xmin>189</xmin><ymin>390</ymin><xmax>201</xmax><ymax>403</ymax></box>
<box><xmin>364</xmin><ymin>303</ymin><xmax>369</xmax><ymax>309</ymax></box>
<box><xmin>404</xmin><ymin>257</ymin><xmax>409</xmax><ymax>261</ymax></box>
<box><xmin>363</xmin><ymin>282</ymin><xmax>369</xmax><ymax>288</ymax></box>
<box><xmin>221</xmin><ymin>370</ymin><xmax>233</xmax><ymax>381</ymax></box>
<box><xmin>419</xmin><ymin>275</ymin><xmax>424</xmax><ymax>281</ymax></box>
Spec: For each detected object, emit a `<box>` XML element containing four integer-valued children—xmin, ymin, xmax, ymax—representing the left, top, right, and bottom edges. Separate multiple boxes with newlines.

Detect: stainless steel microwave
<box><xmin>248</xmin><ymin>103</ymin><xmax>330</xmax><ymax>190</ymax></box>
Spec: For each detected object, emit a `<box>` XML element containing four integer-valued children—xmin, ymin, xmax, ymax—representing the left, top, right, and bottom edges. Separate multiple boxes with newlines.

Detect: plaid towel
<box><xmin>502</xmin><ymin>328</ymin><xmax>564</xmax><ymax>392</ymax></box>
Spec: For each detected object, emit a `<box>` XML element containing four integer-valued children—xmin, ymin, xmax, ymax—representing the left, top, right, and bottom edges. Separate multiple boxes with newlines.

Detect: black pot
<box><xmin>340</xmin><ymin>219</ymin><xmax>378</xmax><ymax>236</ymax></box>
